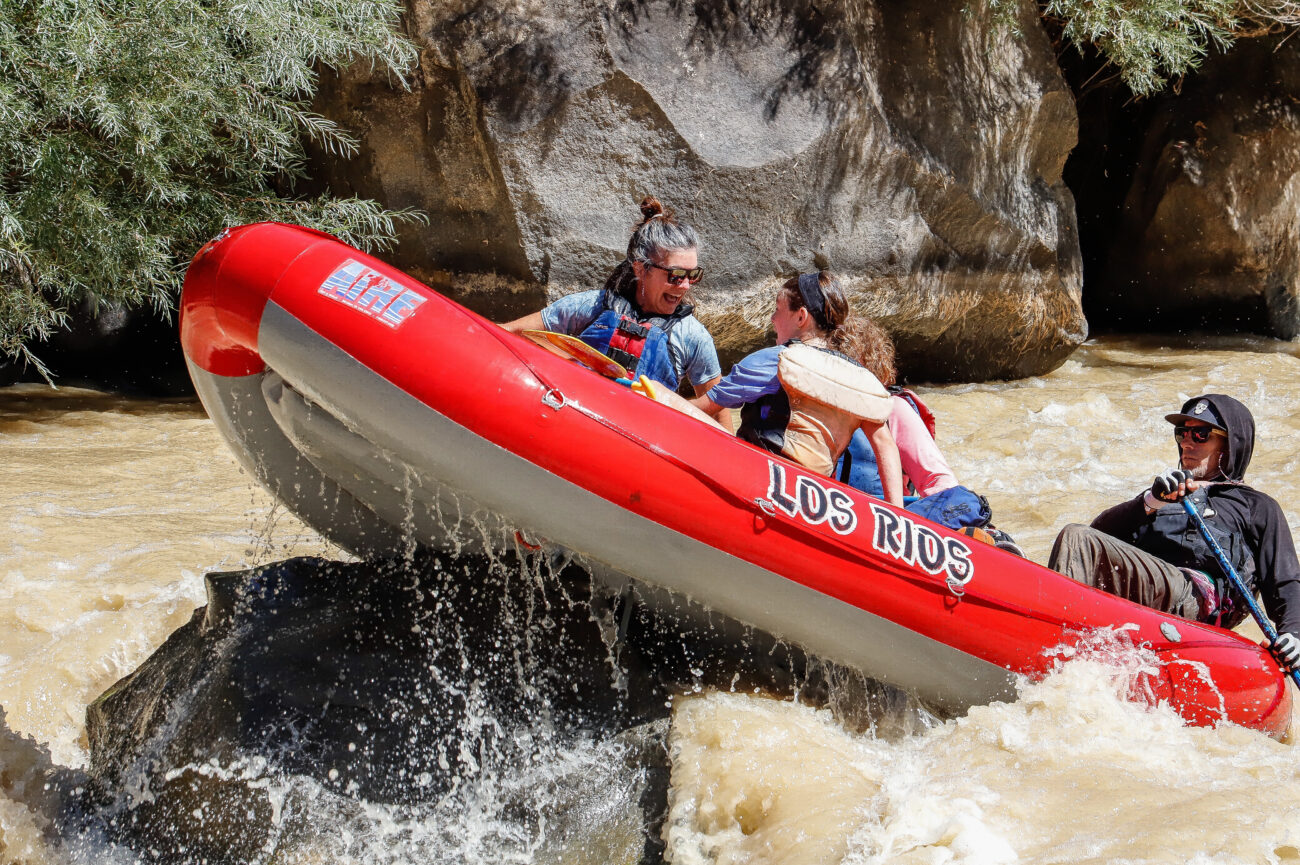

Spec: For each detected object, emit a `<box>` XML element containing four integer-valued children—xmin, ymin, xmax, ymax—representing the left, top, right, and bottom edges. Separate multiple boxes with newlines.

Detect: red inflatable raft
<box><xmin>179</xmin><ymin>222</ymin><xmax>1293</xmax><ymax>738</ymax></box>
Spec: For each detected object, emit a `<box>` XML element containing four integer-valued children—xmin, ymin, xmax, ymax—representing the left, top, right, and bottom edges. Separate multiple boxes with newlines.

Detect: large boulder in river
<box><xmin>83</xmin><ymin>551</ymin><xmax>917</xmax><ymax>861</ymax></box>
<box><xmin>1093</xmin><ymin>35</ymin><xmax>1300</xmax><ymax>338</ymax></box>
<box><xmin>84</xmin><ymin>553</ymin><xmax>659</xmax><ymax>861</ymax></box>
<box><xmin>306</xmin><ymin>0</ymin><xmax>1085</xmax><ymax>381</ymax></box>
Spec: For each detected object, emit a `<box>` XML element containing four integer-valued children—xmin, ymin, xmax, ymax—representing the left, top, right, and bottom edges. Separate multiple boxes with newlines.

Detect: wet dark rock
<box><xmin>83</xmin><ymin>550</ymin><xmax>920</xmax><ymax>862</ymax></box>
<box><xmin>306</xmin><ymin>0</ymin><xmax>1085</xmax><ymax>381</ymax></box>
<box><xmin>88</xmin><ymin>554</ymin><xmax>622</xmax><ymax>791</ymax></box>
<box><xmin>84</xmin><ymin>553</ymin><xmax>630</xmax><ymax>860</ymax></box>
<box><xmin>0</xmin><ymin>707</ymin><xmax>88</xmax><ymax>854</ymax></box>
<box><xmin>1083</xmin><ymin>35</ymin><xmax>1300</xmax><ymax>338</ymax></box>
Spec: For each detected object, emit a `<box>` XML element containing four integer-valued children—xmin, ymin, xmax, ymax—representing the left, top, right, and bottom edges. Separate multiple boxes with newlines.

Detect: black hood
<box><xmin>1170</xmin><ymin>393</ymin><xmax>1255</xmax><ymax>481</ymax></box>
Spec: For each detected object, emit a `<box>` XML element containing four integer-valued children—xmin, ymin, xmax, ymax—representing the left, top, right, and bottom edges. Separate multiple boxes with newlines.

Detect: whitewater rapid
<box><xmin>4</xmin><ymin>335</ymin><xmax>1300</xmax><ymax>863</ymax></box>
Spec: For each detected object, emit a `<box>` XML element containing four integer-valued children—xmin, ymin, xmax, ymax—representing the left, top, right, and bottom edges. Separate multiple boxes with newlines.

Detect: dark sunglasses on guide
<box><xmin>646</xmin><ymin>261</ymin><xmax>704</xmax><ymax>284</ymax></box>
<box><xmin>1174</xmin><ymin>425</ymin><xmax>1224</xmax><ymax>443</ymax></box>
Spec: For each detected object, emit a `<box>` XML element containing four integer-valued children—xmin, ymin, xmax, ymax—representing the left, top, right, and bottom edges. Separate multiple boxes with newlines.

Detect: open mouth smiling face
<box><xmin>636</xmin><ymin>248</ymin><xmax>698</xmax><ymax>315</ymax></box>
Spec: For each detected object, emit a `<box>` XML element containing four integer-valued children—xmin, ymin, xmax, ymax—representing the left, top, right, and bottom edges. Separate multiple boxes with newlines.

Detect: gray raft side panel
<box><xmin>187</xmin><ymin>357</ymin><xmax>405</xmax><ymax>557</ymax></box>
<box><xmin>238</xmin><ymin>303</ymin><xmax>1019</xmax><ymax>712</ymax></box>
<box><xmin>259</xmin><ymin>370</ymin><xmax>501</xmax><ymax>558</ymax></box>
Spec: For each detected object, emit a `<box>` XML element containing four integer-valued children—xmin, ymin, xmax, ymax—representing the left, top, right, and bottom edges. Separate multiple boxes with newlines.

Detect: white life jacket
<box><xmin>773</xmin><ymin>343</ymin><xmax>891</xmax><ymax>475</ymax></box>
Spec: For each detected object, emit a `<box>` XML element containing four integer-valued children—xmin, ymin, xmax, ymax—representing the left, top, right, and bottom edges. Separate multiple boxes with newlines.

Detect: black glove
<box><xmin>1150</xmin><ymin>469</ymin><xmax>1190</xmax><ymax>503</ymax></box>
<box><xmin>1272</xmin><ymin>632</ymin><xmax>1300</xmax><ymax>671</ymax></box>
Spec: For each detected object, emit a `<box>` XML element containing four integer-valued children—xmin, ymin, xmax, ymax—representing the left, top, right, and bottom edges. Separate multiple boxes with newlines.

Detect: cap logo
<box><xmin>1193</xmin><ymin>400</ymin><xmax>1208</xmax><ymax>415</ymax></box>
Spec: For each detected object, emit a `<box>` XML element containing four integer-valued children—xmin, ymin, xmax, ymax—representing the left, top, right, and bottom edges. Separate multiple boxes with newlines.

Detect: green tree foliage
<box><xmin>1048</xmin><ymin>0</ymin><xmax>1236</xmax><ymax>94</ymax></box>
<box><xmin>0</xmin><ymin>0</ymin><xmax>423</xmax><ymax>372</ymax></box>
<box><xmin>988</xmin><ymin>0</ymin><xmax>1298</xmax><ymax>96</ymax></box>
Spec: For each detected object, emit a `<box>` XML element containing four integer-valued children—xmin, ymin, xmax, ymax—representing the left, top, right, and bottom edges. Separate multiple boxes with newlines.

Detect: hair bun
<box><xmin>638</xmin><ymin>195</ymin><xmax>672</xmax><ymax>223</ymax></box>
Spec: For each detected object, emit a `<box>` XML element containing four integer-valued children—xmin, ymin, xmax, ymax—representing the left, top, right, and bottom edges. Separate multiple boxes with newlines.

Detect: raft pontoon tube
<box><xmin>180</xmin><ymin>222</ymin><xmax>1293</xmax><ymax>738</ymax></box>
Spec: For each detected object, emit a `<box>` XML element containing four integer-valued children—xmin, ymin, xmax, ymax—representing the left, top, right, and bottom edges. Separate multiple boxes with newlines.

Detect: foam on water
<box><xmin>666</xmin><ymin>630</ymin><xmax>1300</xmax><ymax>865</ymax></box>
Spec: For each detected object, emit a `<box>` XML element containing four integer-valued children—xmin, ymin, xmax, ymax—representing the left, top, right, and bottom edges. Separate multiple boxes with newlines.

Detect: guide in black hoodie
<box><xmin>1048</xmin><ymin>394</ymin><xmax>1300</xmax><ymax>660</ymax></box>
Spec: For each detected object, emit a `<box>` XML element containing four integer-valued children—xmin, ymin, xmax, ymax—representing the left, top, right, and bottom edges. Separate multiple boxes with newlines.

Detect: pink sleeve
<box><xmin>887</xmin><ymin>396</ymin><xmax>958</xmax><ymax>497</ymax></box>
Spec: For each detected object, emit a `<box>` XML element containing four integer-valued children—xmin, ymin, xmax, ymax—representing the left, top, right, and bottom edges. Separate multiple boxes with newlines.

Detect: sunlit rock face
<box><xmin>1096</xmin><ymin>36</ymin><xmax>1300</xmax><ymax>339</ymax></box>
<box><xmin>309</xmin><ymin>0</ymin><xmax>1085</xmax><ymax>382</ymax></box>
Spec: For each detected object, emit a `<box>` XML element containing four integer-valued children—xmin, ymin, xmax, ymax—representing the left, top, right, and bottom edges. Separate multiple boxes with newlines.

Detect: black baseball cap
<box><xmin>1164</xmin><ymin>396</ymin><xmax>1227</xmax><ymax>431</ymax></box>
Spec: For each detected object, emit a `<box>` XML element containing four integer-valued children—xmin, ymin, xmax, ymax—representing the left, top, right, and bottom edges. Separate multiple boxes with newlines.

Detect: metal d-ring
<box><xmin>946</xmin><ymin>570</ymin><xmax>972</xmax><ymax>598</ymax></box>
<box><xmin>542</xmin><ymin>388</ymin><xmax>566</xmax><ymax>411</ymax></box>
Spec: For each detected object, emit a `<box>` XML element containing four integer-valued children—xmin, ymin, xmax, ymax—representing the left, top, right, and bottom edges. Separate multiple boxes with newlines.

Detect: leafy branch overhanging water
<box><xmin>0</xmin><ymin>0</ymin><xmax>425</xmax><ymax>375</ymax></box>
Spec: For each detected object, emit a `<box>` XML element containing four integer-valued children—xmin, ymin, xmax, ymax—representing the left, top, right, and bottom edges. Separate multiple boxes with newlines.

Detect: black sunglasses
<box><xmin>1174</xmin><ymin>425</ymin><xmax>1223</xmax><ymax>443</ymax></box>
<box><xmin>646</xmin><ymin>261</ymin><xmax>703</xmax><ymax>285</ymax></box>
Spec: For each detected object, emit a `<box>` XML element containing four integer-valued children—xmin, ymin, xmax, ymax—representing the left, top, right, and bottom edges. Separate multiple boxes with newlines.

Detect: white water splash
<box><xmin>666</xmin><ymin>631</ymin><xmax>1300</xmax><ymax>865</ymax></box>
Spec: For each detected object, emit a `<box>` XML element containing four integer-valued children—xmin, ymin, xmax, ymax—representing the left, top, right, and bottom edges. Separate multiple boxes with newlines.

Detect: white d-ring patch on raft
<box><xmin>778</xmin><ymin>343</ymin><xmax>892</xmax><ymax>421</ymax></box>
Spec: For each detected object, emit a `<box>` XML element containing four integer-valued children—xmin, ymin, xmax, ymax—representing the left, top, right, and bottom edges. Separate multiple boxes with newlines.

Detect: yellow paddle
<box><xmin>632</xmin><ymin>375</ymin><xmax>658</xmax><ymax>400</ymax></box>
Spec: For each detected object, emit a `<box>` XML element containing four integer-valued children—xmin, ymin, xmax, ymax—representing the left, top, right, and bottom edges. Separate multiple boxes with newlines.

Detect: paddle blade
<box><xmin>521</xmin><ymin>330</ymin><xmax>629</xmax><ymax>379</ymax></box>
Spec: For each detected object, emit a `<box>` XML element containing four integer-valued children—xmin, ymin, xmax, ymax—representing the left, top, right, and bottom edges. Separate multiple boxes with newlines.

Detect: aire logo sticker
<box><xmin>319</xmin><ymin>260</ymin><xmax>426</xmax><ymax>329</ymax></box>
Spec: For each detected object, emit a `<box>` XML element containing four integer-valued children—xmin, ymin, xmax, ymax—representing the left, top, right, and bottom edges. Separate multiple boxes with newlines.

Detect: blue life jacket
<box><xmin>738</xmin><ymin>387</ymin><xmax>792</xmax><ymax>457</ymax></box>
<box><xmin>578</xmin><ymin>290</ymin><xmax>690</xmax><ymax>390</ymax></box>
<box><xmin>836</xmin><ymin>428</ymin><xmax>887</xmax><ymax>498</ymax></box>
<box><xmin>835</xmin><ymin>388</ymin><xmax>930</xmax><ymax>498</ymax></box>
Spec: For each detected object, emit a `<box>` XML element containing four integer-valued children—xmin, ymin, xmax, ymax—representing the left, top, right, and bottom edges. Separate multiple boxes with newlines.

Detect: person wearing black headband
<box><xmin>794</xmin><ymin>271</ymin><xmax>833</xmax><ymax>330</ymax></box>
<box><xmin>688</xmin><ymin>271</ymin><xmax>904</xmax><ymax>505</ymax></box>
<box><xmin>1048</xmin><ymin>394</ymin><xmax>1300</xmax><ymax>670</ymax></box>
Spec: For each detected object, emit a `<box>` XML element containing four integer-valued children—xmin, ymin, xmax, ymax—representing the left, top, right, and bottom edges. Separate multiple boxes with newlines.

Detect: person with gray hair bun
<box><xmin>500</xmin><ymin>196</ymin><xmax>721</xmax><ymax>395</ymax></box>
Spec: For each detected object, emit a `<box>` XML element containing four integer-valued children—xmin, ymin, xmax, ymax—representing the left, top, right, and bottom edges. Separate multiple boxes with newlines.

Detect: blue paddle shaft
<box><xmin>1181</xmin><ymin>497</ymin><xmax>1300</xmax><ymax>686</ymax></box>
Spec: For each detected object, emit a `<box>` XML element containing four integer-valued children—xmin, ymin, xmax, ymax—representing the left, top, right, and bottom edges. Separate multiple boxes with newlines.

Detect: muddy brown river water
<box><xmin>3</xmin><ymin>335</ymin><xmax>1300</xmax><ymax>864</ymax></box>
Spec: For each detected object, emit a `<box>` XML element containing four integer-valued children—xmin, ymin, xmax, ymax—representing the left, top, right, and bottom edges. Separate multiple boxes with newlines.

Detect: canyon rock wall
<box><xmin>1092</xmin><ymin>36</ymin><xmax>1300</xmax><ymax>338</ymax></box>
<box><xmin>308</xmin><ymin>0</ymin><xmax>1086</xmax><ymax>381</ymax></box>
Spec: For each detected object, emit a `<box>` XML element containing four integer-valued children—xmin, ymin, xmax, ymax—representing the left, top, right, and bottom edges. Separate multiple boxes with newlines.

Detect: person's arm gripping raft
<box><xmin>865</xmin><ymin>420</ymin><xmax>904</xmax><ymax>508</ymax></box>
